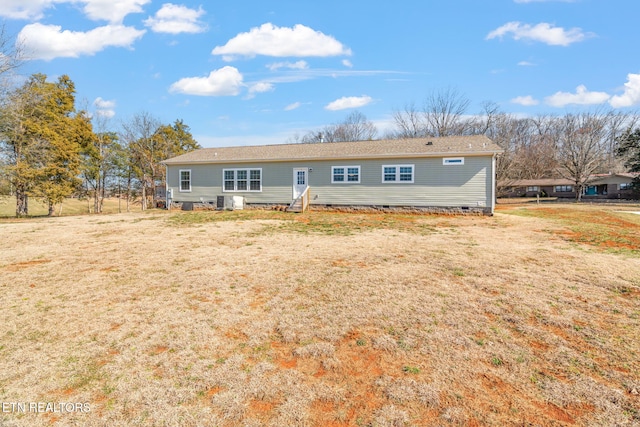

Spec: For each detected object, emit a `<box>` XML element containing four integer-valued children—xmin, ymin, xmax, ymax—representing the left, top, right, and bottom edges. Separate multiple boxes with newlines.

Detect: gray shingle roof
<box><xmin>163</xmin><ymin>135</ymin><xmax>502</xmax><ymax>165</ymax></box>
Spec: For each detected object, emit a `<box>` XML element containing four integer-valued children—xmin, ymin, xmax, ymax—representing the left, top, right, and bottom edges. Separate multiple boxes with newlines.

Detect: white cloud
<box><xmin>284</xmin><ymin>102</ymin><xmax>301</xmax><ymax>111</ymax></box>
<box><xmin>486</xmin><ymin>21</ymin><xmax>591</xmax><ymax>46</ymax></box>
<box><xmin>169</xmin><ymin>66</ymin><xmax>244</xmax><ymax>96</ymax></box>
<box><xmin>246</xmin><ymin>82</ymin><xmax>274</xmax><ymax>99</ymax></box>
<box><xmin>81</xmin><ymin>0</ymin><xmax>150</xmax><ymax>24</ymax></box>
<box><xmin>144</xmin><ymin>3</ymin><xmax>207</xmax><ymax>34</ymax></box>
<box><xmin>342</xmin><ymin>59</ymin><xmax>353</xmax><ymax>68</ymax></box>
<box><xmin>18</xmin><ymin>23</ymin><xmax>146</xmax><ymax>60</ymax></box>
<box><xmin>93</xmin><ymin>96</ymin><xmax>115</xmax><ymax>109</ymax></box>
<box><xmin>325</xmin><ymin>95</ymin><xmax>372</xmax><ymax>111</ymax></box>
<box><xmin>511</xmin><ymin>95</ymin><xmax>539</xmax><ymax>106</ymax></box>
<box><xmin>609</xmin><ymin>73</ymin><xmax>640</xmax><ymax>108</ymax></box>
<box><xmin>211</xmin><ymin>23</ymin><xmax>352</xmax><ymax>61</ymax></box>
<box><xmin>0</xmin><ymin>0</ymin><xmax>56</xmax><ymax>20</ymax></box>
<box><xmin>544</xmin><ymin>85</ymin><xmax>610</xmax><ymax>107</ymax></box>
<box><xmin>0</xmin><ymin>0</ymin><xmax>149</xmax><ymax>23</ymax></box>
<box><xmin>517</xmin><ymin>61</ymin><xmax>536</xmax><ymax>66</ymax></box>
<box><xmin>93</xmin><ymin>97</ymin><xmax>116</xmax><ymax>117</ymax></box>
<box><xmin>266</xmin><ymin>60</ymin><xmax>308</xmax><ymax>71</ymax></box>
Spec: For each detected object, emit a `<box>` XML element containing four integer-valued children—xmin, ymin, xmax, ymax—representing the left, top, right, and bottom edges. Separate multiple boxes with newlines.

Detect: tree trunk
<box><xmin>100</xmin><ymin>170</ymin><xmax>106</xmax><ymax>213</ymax></box>
<box><xmin>141</xmin><ymin>182</ymin><xmax>147</xmax><ymax>211</ymax></box>
<box><xmin>575</xmin><ymin>183</ymin><xmax>583</xmax><ymax>202</ymax></box>
<box><xmin>16</xmin><ymin>190</ymin><xmax>28</xmax><ymax>217</ymax></box>
<box><xmin>126</xmin><ymin>172</ymin><xmax>131</xmax><ymax>212</ymax></box>
<box><xmin>94</xmin><ymin>190</ymin><xmax>100</xmax><ymax>214</ymax></box>
<box><xmin>48</xmin><ymin>201</ymin><xmax>54</xmax><ymax>216</ymax></box>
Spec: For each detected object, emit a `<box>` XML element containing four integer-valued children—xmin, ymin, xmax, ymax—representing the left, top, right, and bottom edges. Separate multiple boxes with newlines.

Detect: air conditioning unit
<box><xmin>220</xmin><ymin>196</ymin><xmax>244</xmax><ymax>210</ymax></box>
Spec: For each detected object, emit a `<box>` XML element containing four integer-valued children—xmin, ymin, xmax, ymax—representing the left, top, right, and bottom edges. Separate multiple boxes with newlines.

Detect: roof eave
<box><xmin>163</xmin><ymin>150</ymin><xmax>503</xmax><ymax>165</ymax></box>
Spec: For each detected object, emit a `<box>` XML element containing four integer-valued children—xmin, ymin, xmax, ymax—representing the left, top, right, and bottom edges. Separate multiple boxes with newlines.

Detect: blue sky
<box><xmin>3</xmin><ymin>0</ymin><xmax>639</xmax><ymax>147</ymax></box>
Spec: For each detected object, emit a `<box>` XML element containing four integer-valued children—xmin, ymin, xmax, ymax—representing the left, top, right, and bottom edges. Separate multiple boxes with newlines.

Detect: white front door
<box><xmin>292</xmin><ymin>167</ymin><xmax>308</xmax><ymax>199</ymax></box>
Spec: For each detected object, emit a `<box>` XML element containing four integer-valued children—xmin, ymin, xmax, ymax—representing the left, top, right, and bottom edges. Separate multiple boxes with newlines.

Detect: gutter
<box><xmin>162</xmin><ymin>150</ymin><xmax>505</xmax><ymax>166</ymax></box>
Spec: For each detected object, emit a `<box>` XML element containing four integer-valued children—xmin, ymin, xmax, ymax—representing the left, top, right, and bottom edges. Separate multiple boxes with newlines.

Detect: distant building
<box><xmin>499</xmin><ymin>173</ymin><xmax>639</xmax><ymax>199</ymax></box>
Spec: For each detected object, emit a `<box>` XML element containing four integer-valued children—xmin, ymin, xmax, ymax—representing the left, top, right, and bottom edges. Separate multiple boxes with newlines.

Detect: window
<box><xmin>332</xmin><ymin>166</ymin><xmax>360</xmax><ymax>183</ymax></box>
<box><xmin>527</xmin><ymin>186</ymin><xmax>539</xmax><ymax>192</ymax></box>
<box><xmin>620</xmin><ymin>183</ymin><xmax>631</xmax><ymax>190</ymax></box>
<box><xmin>382</xmin><ymin>165</ymin><xmax>414</xmax><ymax>183</ymax></box>
<box><xmin>443</xmin><ymin>157</ymin><xmax>464</xmax><ymax>165</ymax></box>
<box><xmin>179</xmin><ymin>169</ymin><xmax>191</xmax><ymax>192</ymax></box>
<box><xmin>250</xmin><ymin>170</ymin><xmax>261</xmax><ymax>191</ymax></box>
<box><xmin>297</xmin><ymin>170</ymin><xmax>306</xmax><ymax>185</ymax></box>
<box><xmin>223</xmin><ymin>168</ymin><xmax>262</xmax><ymax>192</ymax></box>
<box><xmin>554</xmin><ymin>185</ymin><xmax>573</xmax><ymax>193</ymax></box>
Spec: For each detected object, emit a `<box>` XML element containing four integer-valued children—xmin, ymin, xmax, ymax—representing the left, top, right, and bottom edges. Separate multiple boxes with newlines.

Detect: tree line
<box><xmin>292</xmin><ymin>87</ymin><xmax>640</xmax><ymax>199</ymax></box>
<box><xmin>0</xmin><ymin>73</ymin><xmax>200</xmax><ymax>217</ymax></box>
<box><xmin>2</xmin><ymin>77</ymin><xmax>639</xmax><ymax>217</ymax></box>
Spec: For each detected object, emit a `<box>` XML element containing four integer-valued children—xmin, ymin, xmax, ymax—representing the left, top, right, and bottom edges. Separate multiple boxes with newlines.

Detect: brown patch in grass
<box><xmin>500</xmin><ymin>204</ymin><xmax>640</xmax><ymax>253</ymax></box>
<box><xmin>206</xmin><ymin>386</ymin><xmax>223</xmax><ymax>398</ymax></box>
<box><xmin>530</xmin><ymin>340</ymin><xmax>550</xmax><ymax>352</ymax></box>
<box><xmin>150</xmin><ymin>345</ymin><xmax>169</xmax><ymax>355</ymax></box>
<box><xmin>533</xmin><ymin>401</ymin><xmax>576</xmax><ymax>424</ymax></box>
<box><xmin>5</xmin><ymin>259</ymin><xmax>51</xmax><ymax>271</ymax></box>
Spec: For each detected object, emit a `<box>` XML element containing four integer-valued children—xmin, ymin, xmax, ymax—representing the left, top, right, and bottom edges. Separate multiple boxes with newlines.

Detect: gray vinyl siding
<box><xmin>167</xmin><ymin>155</ymin><xmax>493</xmax><ymax>208</ymax></box>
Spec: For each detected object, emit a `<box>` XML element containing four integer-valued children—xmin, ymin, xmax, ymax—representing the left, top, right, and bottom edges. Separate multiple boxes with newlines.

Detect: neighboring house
<box><xmin>162</xmin><ymin>135</ymin><xmax>503</xmax><ymax>214</ymax></box>
<box><xmin>500</xmin><ymin>173</ymin><xmax>639</xmax><ymax>199</ymax></box>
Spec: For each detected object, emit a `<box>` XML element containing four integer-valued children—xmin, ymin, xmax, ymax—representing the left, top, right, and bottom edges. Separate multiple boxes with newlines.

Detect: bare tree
<box><xmin>391</xmin><ymin>102</ymin><xmax>427</xmax><ymax>138</ymax></box>
<box><xmin>300</xmin><ymin>111</ymin><xmax>377</xmax><ymax>143</ymax></box>
<box><xmin>423</xmin><ymin>87</ymin><xmax>471</xmax><ymax>137</ymax></box>
<box><xmin>602</xmin><ymin>111</ymin><xmax>639</xmax><ymax>173</ymax></box>
<box><xmin>0</xmin><ymin>24</ymin><xmax>23</xmax><ymax>79</ymax></box>
<box><xmin>0</xmin><ymin>25</ymin><xmax>24</xmax><ymax>197</ymax></box>
<box><xmin>332</xmin><ymin>111</ymin><xmax>377</xmax><ymax>141</ymax></box>
<box><xmin>83</xmin><ymin>113</ymin><xmax>119</xmax><ymax>213</ymax></box>
<box><xmin>120</xmin><ymin>112</ymin><xmax>161</xmax><ymax>210</ymax></box>
<box><xmin>556</xmin><ymin>111</ymin><xmax>609</xmax><ymax>201</ymax></box>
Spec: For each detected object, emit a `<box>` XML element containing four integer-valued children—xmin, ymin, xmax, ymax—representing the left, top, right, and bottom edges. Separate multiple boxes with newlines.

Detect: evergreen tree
<box><xmin>617</xmin><ymin>128</ymin><xmax>640</xmax><ymax>192</ymax></box>
<box><xmin>0</xmin><ymin>74</ymin><xmax>93</xmax><ymax>216</ymax></box>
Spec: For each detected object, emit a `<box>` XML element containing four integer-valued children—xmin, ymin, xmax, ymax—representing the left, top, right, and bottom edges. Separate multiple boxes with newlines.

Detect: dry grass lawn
<box><xmin>0</xmin><ymin>203</ymin><xmax>639</xmax><ymax>426</ymax></box>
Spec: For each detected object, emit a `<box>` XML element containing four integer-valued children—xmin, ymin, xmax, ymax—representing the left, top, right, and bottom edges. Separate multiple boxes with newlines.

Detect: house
<box><xmin>499</xmin><ymin>173</ymin><xmax>639</xmax><ymax>199</ymax></box>
<box><xmin>162</xmin><ymin>135</ymin><xmax>503</xmax><ymax>214</ymax></box>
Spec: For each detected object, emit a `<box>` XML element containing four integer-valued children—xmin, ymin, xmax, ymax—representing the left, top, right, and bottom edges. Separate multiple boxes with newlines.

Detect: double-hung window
<box><xmin>179</xmin><ymin>169</ymin><xmax>191</xmax><ymax>192</ymax></box>
<box><xmin>620</xmin><ymin>183</ymin><xmax>631</xmax><ymax>190</ymax></box>
<box><xmin>382</xmin><ymin>165</ymin><xmax>414</xmax><ymax>183</ymax></box>
<box><xmin>332</xmin><ymin>166</ymin><xmax>361</xmax><ymax>183</ymax></box>
<box><xmin>223</xmin><ymin>168</ymin><xmax>262</xmax><ymax>192</ymax></box>
<box><xmin>554</xmin><ymin>185</ymin><xmax>573</xmax><ymax>193</ymax></box>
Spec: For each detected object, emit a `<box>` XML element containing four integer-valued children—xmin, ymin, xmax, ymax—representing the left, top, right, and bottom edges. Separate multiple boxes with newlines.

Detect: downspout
<box><xmin>165</xmin><ymin>163</ymin><xmax>170</xmax><ymax>211</ymax></box>
<box><xmin>491</xmin><ymin>154</ymin><xmax>497</xmax><ymax>215</ymax></box>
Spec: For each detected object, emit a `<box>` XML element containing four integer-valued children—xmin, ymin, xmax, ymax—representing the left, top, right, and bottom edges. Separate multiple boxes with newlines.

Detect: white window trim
<box><xmin>527</xmin><ymin>186</ymin><xmax>539</xmax><ymax>192</ymax></box>
<box><xmin>331</xmin><ymin>165</ymin><xmax>361</xmax><ymax>184</ymax></box>
<box><xmin>443</xmin><ymin>157</ymin><xmax>464</xmax><ymax>165</ymax></box>
<box><xmin>382</xmin><ymin>164</ymin><xmax>414</xmax><ymax>184</ymax></box>
<box><xmin>179</xmin><ymin>169</ymin><xmax>191</xmax><ymax>192</ymax></box>
<box><xmin>222</xmin><ymin>168</ymin><xmax>263</xmax><ymax>192</ymax></box>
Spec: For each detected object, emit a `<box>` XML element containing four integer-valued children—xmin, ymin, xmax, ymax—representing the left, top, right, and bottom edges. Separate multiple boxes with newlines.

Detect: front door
<box><xmin>293</xmin><ymin>167</ymin><xmax>308</xmax><ymax>199</ymax></box>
